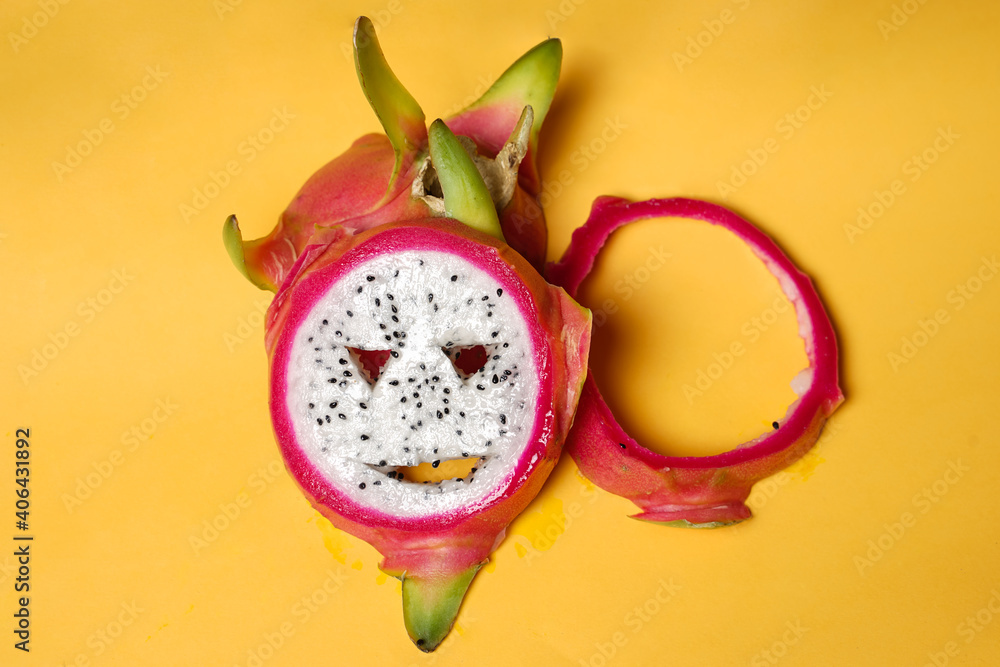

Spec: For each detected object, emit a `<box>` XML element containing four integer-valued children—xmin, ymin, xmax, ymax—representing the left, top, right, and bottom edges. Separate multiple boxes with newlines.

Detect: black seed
<box><xmin>493</xmin><ymin>355</ymin><xmax>500</xmax><ymax>361</ymax></box>
<box><xmin>357</xmin><ymin>286</ymin><xmax>363</xmax><ymax>293</ymax></box>
<box><xmin>325</xmin><ymin>415</ymin><xmax>331</xmax><ymax>423</ymax></box>
<box><xmin>308</xmin><ymin>337</ymin><xmax>314</xmax><ymax>342</ymax></box>
<box><xmin>497</xmin><ymin>288</ymin><xmax>503</xmax><ymax>297</ymax></box>
<box><xmin>338</xmin><ymin>413</ymin><xmax>346</xmax><ymax>420</ymax></box>
<box><xmin>772</xmin><ymin>421</ymin><xmax>780</xmax><ymax>430</ymax></box>
<box><xmin>375</xmin><ymin>298</ymin><xmax>381</xmax><ymax>306</ymax></box>
<box><xmin>412</xmin><ymin>392</ymin><xmax>419</xmax><ymax>398</ymax></box>
<box><xmin>492</xmin><ymin>374</ymin><xmax>500</xmax><ymax>384</ymax></box>
<box><xmin>336</xmin><ymin>330</ymin><xmax>343</xmax><ymax>337</ymax></box>
<box><xmin>486</xmin><ymin>440</ymin><xmax>492</xmax><ymax>447</ymax></box>
<box><xmin>322</xmin><ymin>319</ymin><xmax>328</xmax><ymax>325</ymax></box>
<box><xmin>360</xmin><ymin>403</ymin><xmax>368</xmax><ymax>410</ymax></box>
<box><xmin>416</xmin><ymin>402</ymin><xmax>422</xmax><ymax>408</ymax></box>
<box><xmin>346</xmin><ymin>310</ymin><xmax>353</xmax><ymax>317</ymax></box>
<box><xmin>417</xmin><ymin>420</ymin><xmax>422</xmax><ymax>426</ymax></box>
<box><xmin>444</xmin><ymin>408</ymin><xmax>450</xmax><ymax>414</ymax></box>
<box><xmin>374</xmin><ymin>481</ymin><xmax>381</xmax><ymax>485</ymax></box>
<box><xmin>456</xmin><ymin>430</ymin><xmax>463</xmax><ymax>436</ymax></box>
<box><xmin>487</xmin><ymin>312</ymin><xmax>493</xmax><ymax>317</ymax></box>
<box><xmin>502</xmin><ymin>343</ymin><xmax>508</xmax><ymax>348</ymax></box>
<box><xmin>462</xmin><ymin>452</ymin><xmax>468</xmax><ymax>457</ymax></box>
<box><xmin>379</xmin><ymin>460</ymin><xmax>387</xmax><ymax>466</ymax></box>
<box><xmin>432</xmin><ymin>375</ymin><xmax>439</xmax><ymax>382</ymax></box>
<box><xmin>328</xmin><ymin>378</ymin><xmax>336</xmax><ymax>383</ymax></box>
<box><xmin>339</xmin><ymin>380</ymin><xmax>347</xmax><ymax>387</ymax></box>
<box><xmin>390</xmin><ymin>380</ymin><xmax>400</xmax><ymax>386</ymax></box>
<box><xmin>432</xmin><ymin>460</ymin><xmax>440</xmax><ymax>468</ymax></box>
<box><xmin>380</xmin><ymin>323</ymin><xmax>387</xmax><ymax>330</ymax></box>
<box><xmin>434</xmin><ymin>304</ymin><xmax>439</xmax><ymax>311</ymax></box>
<box><xmin>491</xmin><ymin>332</ymin><xmax>499</xmax><ymax>338</ymax></box>
<box><xmin>360</xmin><ymin>435</ymin><xmax>369</xmax><ymax>441</ymax></box>
<box><xmin>392</xmin><ymin>315</ymin><xmax>399</xmax><ymax>323</ymax></box>
<box><xmin>394</xmin><ymin>270</ymin><xmax>399</xmax><ymax>277</ymax></box>
<box><xmin>467</xmin><ymin>298</ymin><xmax>473</xmax><ymax>305</ymax></box>
<box><xmin>385</xmin><ymin>335</ymin><xmax>391</xmax><ymax>341</ymax></box>
<box><xmin>401</xmin><ymin>397</ymin><xmax>407</xmax><ymax>403</ymax></box>
<box><xmin>308</xmin><ymin>403</ymin><xmax>314</xmax><ymax>409</ymax></box>
<box><xmin>316</xmin><ymin>418</ymin><xmax>323</xmax><ymax>426</ymax></box>
<box><xmin>359</xmin><ymin>483</ymin><xmax>366</xmax><ymax>490</ymax></box>
<box><xmin>343</xmin><ymin>371</ymin><xmax>353</xmax><ymax>377</ymax></box>
<box><xmin>329</xmin><ymin>401</ymin><xmax>338</xmax><ymax>408</ymax></box>
<box><xmin>619</xmin><ymin>443</ymin><xmax>627</xmax><ymax>450</ymax></box>
<box><xmin>391</xmin><ymin>351</ymin><xmax>399</xmax><ymax>358</ymax></box>
<box><xmin>339</xmin><ymin>358</ymin><xmax>348</xmax><ymax>365</ymax></box>
<box><xmin>387</xmin><ymin>294</ymin><xmax>394</xmax><ymax>300</ymax></box>
<box><xmin>437</xmin><ymin>411</ymin><xmax>443</xmax><ymax>419</ymax></box>
<box><xmin>450</xmin><ymin>275</ymin><xmax>458</xmax><ymax>282</ymax></box>
<box><xmin>500</xmin><ymin>414</ymin><xmax>507</xmax><ymax>425</ymax></box>
<box><xmin>459</xmin><ymin>411</ymin><xmax>465</xmax><ymax>417</ymax></box>
<box><xmin>366</xmin><ymin>275</ymin><xmax>375</xmax><ymax>282</ymax></box>
<box><xmin>482</xmin><ymin>296</ymin><xmax>489</xmax><ymax>301</ymax></box>
<box><xmin>476</xmin><ymin>384</ymin><xmax>485</xmax><ymax>390</ymax></box>
<box><xmin>433</xmin><ymin>448</ymin><xmax>438</xmax><ymax>454</ymax></box>
<box><xmin>428</xmin><ymin>293</ymin><xmax>434</xmax><ymax>303</ymax></box>
<box><xmin>443</xmin><ymin>388</ymin><xmax>450</xmax><ymax>394</ymax></box>
<box><xmin>403</xmin><ymin>447</ymin><xmax>410</xmax><ymax>452</ymax></box>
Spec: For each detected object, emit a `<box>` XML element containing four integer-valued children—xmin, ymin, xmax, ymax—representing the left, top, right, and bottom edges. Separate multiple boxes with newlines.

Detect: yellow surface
<box><xmin>3</xmin><ymin>1</ymin><xmax>999</xmax><ymax>664</ymax></box>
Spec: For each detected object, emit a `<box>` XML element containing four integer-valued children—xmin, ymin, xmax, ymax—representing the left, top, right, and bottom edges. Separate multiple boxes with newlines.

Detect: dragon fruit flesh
<box><xmin>225</xmin><ymin>18</ymin><xmax>590</xmax><ymax>651</ymax></box>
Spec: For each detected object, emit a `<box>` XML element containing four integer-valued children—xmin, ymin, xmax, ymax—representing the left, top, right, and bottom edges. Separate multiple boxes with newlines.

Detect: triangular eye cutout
<box><xmin>347</xmin><ymin>347</ymin><xmax>392</xmax><ymax>386</ymax></box>
<box><xmin>442</xmin><ymin>345</ymin><xmax>489</xmax><ymax>381</ymax></box>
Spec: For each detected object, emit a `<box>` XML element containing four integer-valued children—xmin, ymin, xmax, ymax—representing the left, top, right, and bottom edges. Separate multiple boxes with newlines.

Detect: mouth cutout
<box><xmin>374</xmin><ymin>456</ymin><xmax>484</xmax><ymax>484</ymax></box>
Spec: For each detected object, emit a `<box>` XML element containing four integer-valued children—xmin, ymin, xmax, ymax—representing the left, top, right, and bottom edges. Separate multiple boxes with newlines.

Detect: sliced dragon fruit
<box><xmin>225</xmin><ymin>19</ymin><xmax>591</xmax><ymax>651</ymax></box>
<box><xmin>547</xmin><ymin>196</ymin><xmax>844</xmax><ymax>527</ymax></box>
<box><xmin>268</xmin><ymin>219</ymin><xmax>589</xmax><ymax>650</ymax></box>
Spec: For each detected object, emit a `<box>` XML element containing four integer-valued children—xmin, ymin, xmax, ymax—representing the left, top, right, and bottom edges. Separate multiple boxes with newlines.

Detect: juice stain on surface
<box><xmin>314</xmin><ymin>513</ymin><xmax>352</xmax><ymax>564</ymax></box>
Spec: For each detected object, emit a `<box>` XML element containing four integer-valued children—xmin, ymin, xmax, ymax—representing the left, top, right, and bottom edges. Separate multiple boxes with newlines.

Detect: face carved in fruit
<box><xmin>285</xmin><ymin>249</ymin><xmax>539</xmax><ymax>516</ymax></box>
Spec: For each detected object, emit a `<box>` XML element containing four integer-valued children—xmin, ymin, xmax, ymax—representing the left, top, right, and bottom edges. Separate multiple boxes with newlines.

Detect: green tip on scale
<box><xmin>401</xmin><ymin>563</ymin><xmax>481</xmax><ymax>652</ymax></box>
<box><xmin>427</xmin><ymin>119</ymin><xmax>505</xmax><ymax>242</ymax></box>
<box><xmin>353</xmin><ymin>16</ymin><xmax>427</xmax><ymax>187</ymax></box>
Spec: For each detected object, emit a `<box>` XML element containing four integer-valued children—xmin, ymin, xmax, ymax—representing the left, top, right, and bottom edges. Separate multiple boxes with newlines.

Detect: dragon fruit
<box><xmin>547</xmin><ymin>197</ymin><xmax>844</xmax><ymax>527</ymax></box>
<box><xmin>225</xmin><ymin>18</ymin><xmax>590</xmax><ymax>651</ymax></box>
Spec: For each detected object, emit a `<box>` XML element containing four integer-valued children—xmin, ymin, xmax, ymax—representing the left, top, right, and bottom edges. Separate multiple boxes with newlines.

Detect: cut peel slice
<box><xmin>547</xmin><ymin>197</ymin><xmax>844</xmax><ymax>527</ymax></box>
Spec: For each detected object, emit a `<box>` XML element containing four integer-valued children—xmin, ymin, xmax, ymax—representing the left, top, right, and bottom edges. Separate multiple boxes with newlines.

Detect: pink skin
<box><xmin>242</xmin><ymin>111</ymin><xmax>549</xmax><ymax>292</ymax></box>
<box><xmin>547</xmin><ymin>197</ymin><xmax>844</xmax><ymax>526</ymax></box>
<box><xmin>267</xmin><ymin>219</ymin><xmax>590</xmax><ymax>576</ymax></box>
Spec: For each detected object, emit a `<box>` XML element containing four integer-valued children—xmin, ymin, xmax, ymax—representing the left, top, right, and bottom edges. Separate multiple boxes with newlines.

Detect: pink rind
<box><xmin>547</xmin><ymin>197</ymin><xmax>844</xmax><ymax>526</ymax></box>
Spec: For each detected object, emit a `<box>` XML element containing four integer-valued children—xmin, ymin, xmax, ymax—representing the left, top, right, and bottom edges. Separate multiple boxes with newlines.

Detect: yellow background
<box><xmin>3</xmin><ymin>0</ymin><xmax>999</xmax><ymax>664</ymax></box>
